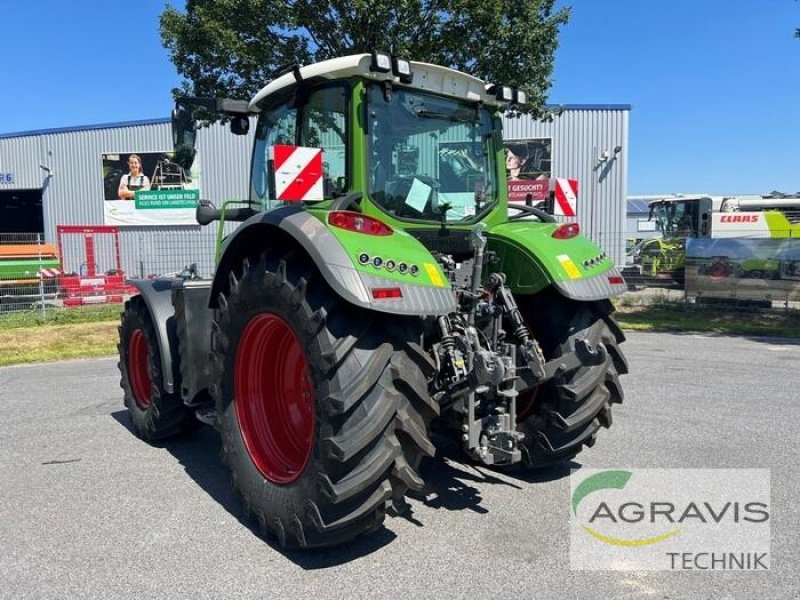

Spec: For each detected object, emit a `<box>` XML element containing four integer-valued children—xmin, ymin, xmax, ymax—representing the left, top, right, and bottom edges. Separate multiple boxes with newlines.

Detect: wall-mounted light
<box><xmin>595</xmin><ymin>146</ymin><xmax>622</xmax><ymax>168</ymax></box>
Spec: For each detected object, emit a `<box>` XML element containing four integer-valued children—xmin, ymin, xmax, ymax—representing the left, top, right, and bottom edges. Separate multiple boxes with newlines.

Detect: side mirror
<box><xmin>171</xmin><ymin>104</ymin><xmax>197</xmax><ymax>171</ymax></box>
<box><xmin>171</xmin><ymin>97</ymin><xmax>249</xmax><ymax>169</ymax></box>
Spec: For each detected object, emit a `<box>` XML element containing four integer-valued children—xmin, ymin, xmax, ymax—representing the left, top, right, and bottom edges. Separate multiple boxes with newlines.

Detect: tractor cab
<box><xmin>172</xmin><ymin>53</ymin><xmax>523</xmax><ymax>235</ymax></box>
<box><xmin>248</xmin><ymin>54</ymin><xmax>513</xmax><ymax>228</ymax></box>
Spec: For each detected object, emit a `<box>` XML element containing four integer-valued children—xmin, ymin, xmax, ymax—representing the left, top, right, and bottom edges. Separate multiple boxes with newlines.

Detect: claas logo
<box><xmin>720</xmin><ymin>215</ymin><xmax>760</xmax><ymax>223</ymax></box>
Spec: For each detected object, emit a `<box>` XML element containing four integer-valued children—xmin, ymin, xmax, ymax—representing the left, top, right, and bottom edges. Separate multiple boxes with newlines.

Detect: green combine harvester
<box><xmin>626</xmin><ymin>193</ymin><xmax>800</xmax><ymax>287</ymax></box>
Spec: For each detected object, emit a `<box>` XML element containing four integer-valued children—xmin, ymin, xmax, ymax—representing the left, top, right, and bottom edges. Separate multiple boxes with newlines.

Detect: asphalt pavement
<box><xmin>1</xmin><ymin>331</ymin><xmax>798</xmax><ymax>599</ymax></box>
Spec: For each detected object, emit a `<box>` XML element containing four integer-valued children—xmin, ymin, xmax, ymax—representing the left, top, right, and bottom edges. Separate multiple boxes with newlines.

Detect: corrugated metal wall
<box><xmin>0</xmin><ymin>135</ymin><xmax>42</xmax><ymax>188</ymax></box>
<box><xmin>502</xmin><ymin>107</ymin><xmax>629</xmax><ymax>265</ymax></box>
<box><xmin>1</xmin><ymin>105</ymin><xmax>629</xmax><ymax>274</ymax></box>
<box><xmin>1</xmin><ymin>120</ymin><xmax>253</xmax><ymax>278</ymax></box>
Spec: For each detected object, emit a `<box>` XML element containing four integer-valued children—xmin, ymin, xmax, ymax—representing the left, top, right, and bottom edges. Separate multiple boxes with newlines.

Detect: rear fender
<box><xmin>128</xmin><ymin>278</ymin><xmax>179</xmax><ymax>394</ymax></box>
<box><xmin>210</xmin><ymin>206</ymin><xmax>456</xmax><ymax>316</ymax></box>
<box><xmin>487</xmin><ymin>221</ymin><xmax>627</xmax><ymax>300</ymax></box>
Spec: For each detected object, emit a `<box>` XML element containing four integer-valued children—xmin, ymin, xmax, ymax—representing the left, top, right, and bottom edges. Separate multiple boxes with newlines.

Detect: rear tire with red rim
<box><xmin>513</xmin><ymin>289</ymin><xmax>628</xmax><ymax>467</ymax></box>
<box><xmin>234</xmin><ymin>313</ymin><xmax>315</xmax><ymax>484</ymax></box>
<box><xmin>119</xmin><ymin>296</ymin><xmax>198</xmax><ymax>440</ymax></box>
<box><xmin>212</xmin><ymin>249</ymin><xmax>436</xmax><ymax>548</ymax></box>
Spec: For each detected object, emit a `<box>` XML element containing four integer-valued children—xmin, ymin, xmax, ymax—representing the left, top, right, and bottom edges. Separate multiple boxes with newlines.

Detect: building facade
<box><xmin>0</xmin><ymin>105</ymin><xmax>630</xmax><ymax>279</ymax></box>
<box><xmin>503</xmin><ymin>105</ymin><xmax>630</xmax><ymax>264</ymax></box>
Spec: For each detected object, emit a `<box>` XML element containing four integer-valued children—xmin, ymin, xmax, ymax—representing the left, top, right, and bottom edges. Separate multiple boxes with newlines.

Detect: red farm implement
<box><xmin>56</xmin><ymin>225</ymin><xmax>137</xmax><ymax>306</ymax></box>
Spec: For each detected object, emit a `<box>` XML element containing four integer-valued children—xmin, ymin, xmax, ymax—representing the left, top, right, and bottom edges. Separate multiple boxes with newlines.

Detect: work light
<box><xmin>392</xmin><ymin>57</ymin><xmax>414</xmax><ymax>83</ymax></box>
<box><xmin>487</xmin><ymin>84</ymin><xmax>514</xmax><ymax>102</ymax></box>
<box><xmin>370</xmin><ymin>51</ymin><xmax>392</xmax><ymax>73</ymax></box>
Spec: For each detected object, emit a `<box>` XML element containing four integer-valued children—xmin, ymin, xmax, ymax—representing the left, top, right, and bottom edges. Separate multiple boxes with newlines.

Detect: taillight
<box><xmin>329</xmin><ymin>211</ymin><xmax>393</xmax><ymax>236</ymax></box>
<box><xmin>552</xmin><ymin>222</ymin><xmax>580</xmax><ymax>239</ymax></box>
<box><xmin>608</xmin><ymin>275</ymin><xmax>625</xmax><ymax>285</ymax></box>
<box><xmin>371</xmin><ymin>287</ymin><xmax>403</xmax><ymax>299</ymax></box>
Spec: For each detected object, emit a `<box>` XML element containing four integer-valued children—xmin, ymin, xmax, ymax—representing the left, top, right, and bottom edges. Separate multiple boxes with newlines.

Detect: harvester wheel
<box><xmin>212</xmin><ymin>250</ymin><xmax>436</xmax><ymax>548</ymax></box>
<box><xmin>119</xmin><ymin>296</ymin><xmax>197</xmax><ymax>440</ymax></box>
<box><xmin>515</xmin><ymin>290</ymin><xmax>628</xmax><ymax>467</ymax></box>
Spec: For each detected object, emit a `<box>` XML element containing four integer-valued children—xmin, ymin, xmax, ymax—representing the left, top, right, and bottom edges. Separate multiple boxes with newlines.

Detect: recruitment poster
<box><xmin>102</xmin><ymin>151</ymin><xmax>201</xmax><ymax>226</ymax></box>
<box><xmin>504</xmin><ymin>138</ymin><xmax>552</xmax><ymax>203</ymax></box>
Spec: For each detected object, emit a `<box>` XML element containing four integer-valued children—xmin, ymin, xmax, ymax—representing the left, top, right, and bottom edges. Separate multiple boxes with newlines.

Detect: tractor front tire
<box><xmin>118</xmin><ymin>296</ymin><xmax>198</xmax><ymax>441</ymax></box>
<box><xmin>516</xmin><ymin>291</ymin><xmax>628</xmax><ymax>467</ymax></box>
<box><xmin>211</xmin><ymin>250</ymin><xmax>436</xmax><ymax>548</ymax></box>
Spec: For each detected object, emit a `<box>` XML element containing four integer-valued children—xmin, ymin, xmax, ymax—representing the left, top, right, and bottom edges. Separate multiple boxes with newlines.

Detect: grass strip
<box><xmin>1</xmin><ymin>300</ymin><xmax>798</xmax><ymax>368</ymax></box>
<box><xmin>0</xmin><ymin>321</ymin><xmax>119</xmax><ymax>366</ymax></box>
<box><xmin>614</xmin><ymin>302</ymin><xmax>800</xmax><ymax>337</ymax></box>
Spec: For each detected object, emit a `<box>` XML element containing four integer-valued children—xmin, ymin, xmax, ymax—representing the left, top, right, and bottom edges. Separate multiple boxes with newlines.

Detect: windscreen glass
<box><xmin>367</xmin><ymin>85</ymin><xmax>497</xmax><ymax>222</ymax></box>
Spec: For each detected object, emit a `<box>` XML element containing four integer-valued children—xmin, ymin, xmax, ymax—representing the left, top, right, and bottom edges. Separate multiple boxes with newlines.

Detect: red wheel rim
<box><xmin>128</xmin><ymin>329</ymin><xmax>152</xmax><ymax>409</ymax></box>
<box><xmin>709</xmin><ymin>262</ymin><xmax>728</xmax><ymax>279</ymax></box>
<box><xmin>234</xmin><ymin>313</ymin><xmax>315</xmax><ymax>484</ymax></box>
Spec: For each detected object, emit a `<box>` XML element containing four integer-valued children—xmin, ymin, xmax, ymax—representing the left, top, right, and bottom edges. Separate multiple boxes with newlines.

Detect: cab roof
<box><xmin>248</xmin><ymin>53</ymin><xmax>498</xmax><ymax>111</ymax></box>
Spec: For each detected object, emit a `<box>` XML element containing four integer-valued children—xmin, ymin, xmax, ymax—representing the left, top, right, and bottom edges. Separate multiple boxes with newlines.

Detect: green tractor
<box><xmin>118</xmin><ymin>53</ymin><xmax>628</xmax><ymax>548</ymax></box>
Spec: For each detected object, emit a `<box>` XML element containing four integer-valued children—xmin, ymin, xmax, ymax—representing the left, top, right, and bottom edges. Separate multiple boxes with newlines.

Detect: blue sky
<box><xmin>0</xmin><ymin>0</ymin><xmax>798</xmax><ymax>195</ymax></box>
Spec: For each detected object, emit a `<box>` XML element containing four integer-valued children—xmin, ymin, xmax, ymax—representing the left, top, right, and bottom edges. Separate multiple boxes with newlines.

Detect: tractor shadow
<box><xmin>111</xmin><ymin>411</ymin><xmax>575</xmax><ymax>568</ymax></box>
<box><xmin>111</xmin><ymin>410</ymin><xmax>242</xmax><ymax>518</ymax></box>
<box><xmin>409</xmin><ymin>433</ymin><xmax>577</xmax><ymax>518</ymax></box>
<box><xmin>111</xmin><ymin>410</ymin><xmax>395</xmax><ymax>567</ymax></box>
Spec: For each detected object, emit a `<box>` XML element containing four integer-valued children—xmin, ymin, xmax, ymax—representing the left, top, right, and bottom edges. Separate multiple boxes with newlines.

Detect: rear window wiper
<box><xmin>413</xmin><ymin>108</ymin><xmax>474</xmax><ymax>123</ymax></box>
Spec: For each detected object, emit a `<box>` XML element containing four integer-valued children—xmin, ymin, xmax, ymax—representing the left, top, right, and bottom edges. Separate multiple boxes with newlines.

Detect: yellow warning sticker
<box><xmin>556</xmin><ymin>254</ymin><xmax>581</xmax><ymax>279</ymax></box>
<box><xmin>424</xmin><ymin>262</ymin><xmax>446</xmax><ymax>287</ymax></box>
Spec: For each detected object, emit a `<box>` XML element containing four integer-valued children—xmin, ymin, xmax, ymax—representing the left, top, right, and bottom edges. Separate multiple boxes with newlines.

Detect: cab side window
<box><xmin>251</xmin><ymin>102</ymin><xmax>297</xmax><ymax>208</ymax></box>
<box><xmin>301</xmin><ymin>86</ymin><xmax>348</xmax><ymax>195</ymax></box>
<box><xmin>250</xmin><ymin>84</ymin><xmax>348</xmax><ymax>207</ymax></box>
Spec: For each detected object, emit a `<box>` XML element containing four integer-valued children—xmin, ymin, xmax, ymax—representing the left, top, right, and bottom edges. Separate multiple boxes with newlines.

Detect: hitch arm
<box><xmin>515</xmin><ymin>338</ymin><xmax>609</xmax><ymax>395</ymax></box>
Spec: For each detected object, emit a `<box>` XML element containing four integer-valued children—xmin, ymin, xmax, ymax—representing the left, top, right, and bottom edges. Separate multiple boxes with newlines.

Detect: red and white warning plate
<box><xmin>271</xmin><ymin>145</ymin><xmax>324</xmax><ymax>202</ymax></box>
<box><xmin>552</xmin><ymin>178</ymin><xmax>578</xmax><ymax>217</ymax></box>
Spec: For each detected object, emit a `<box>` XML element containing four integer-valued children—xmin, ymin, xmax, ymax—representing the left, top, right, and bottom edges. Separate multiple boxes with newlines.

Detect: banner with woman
<box><xmin>101</xmin><ymin>151</ymin><xmax>201</xmax><ymax>226</ymax></box>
